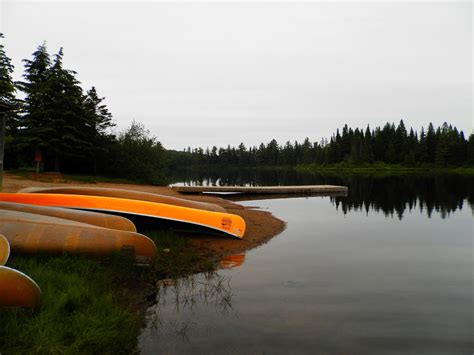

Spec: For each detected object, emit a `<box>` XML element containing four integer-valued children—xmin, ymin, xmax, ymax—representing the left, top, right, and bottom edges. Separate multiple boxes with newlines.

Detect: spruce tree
<box><xmin>19</xmin><ymin>45</ymin><xmax>91</xmax><ymax>171</ymax></box>
<box><xmin>83</xmin><ymin>86</ymin><xmax>114</xmax><ymax>173</ymax></box>
<box><xmin>17</xmin><ymin>42</ymin><xmax>54</xmax><ymax>166</ymax></box>
<box><xmin>467</xmin><ymin>134</ymin><xmax>474</xmax><ymax>165</ymax></box>
<box><xmin>394</xmin><ymin>120</ymin><xmax>407</xmax><ymax>162</ymax></box>
<box><xmin>0</xmin><ymin>33</ymin><xmax>20</xmax><ymax>168</ymax></box>
<box><xmin>0</xmin><ymin>34</ymin><xmax>16</xmax><ymax>105</ymax></box>
<box><xmin>361</xmin><ymin>125</ymin><xmax>373</xmax><ymax>163</ymax></box>
<box><xmin>425</xmin><ymin>123</ymin><xmax>437</xmax><ymax>163</ymax></box>
<box><xmin>47</xmin><ymin>48</ymin><xmax>91</xmax><ymax>171</ymax></box>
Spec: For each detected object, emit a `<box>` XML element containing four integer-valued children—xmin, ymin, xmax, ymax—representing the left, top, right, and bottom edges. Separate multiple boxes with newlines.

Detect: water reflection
<box><xmin>219</xmin><ymin>253</ymin><xmax>245</xmax><ymax>269</ymax></box>
<box><xmin>171</xmin><ymin>169</ymin><xmax>474</xmax><ymax>219</ymax></box>
<box><xmin>330</xmin><ymin>175</ymin><xmax>473</xmax><ymax>219</ymax></box>
<box><xmin>142</xmin><ymin>172</ymin><xmax>473</xmax><ymax>354</ymax></box>
<box><xmin>141</xmin><ymin>272</ymin><xmax>234</xmax><ymax>349</ymax></box>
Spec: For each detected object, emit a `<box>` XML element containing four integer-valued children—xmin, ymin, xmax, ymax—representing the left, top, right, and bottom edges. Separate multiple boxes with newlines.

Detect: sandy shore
<box><xmin>3</xmin><ymin>173</ymin><xmax>286</xmax><ymax>259</ymax></box>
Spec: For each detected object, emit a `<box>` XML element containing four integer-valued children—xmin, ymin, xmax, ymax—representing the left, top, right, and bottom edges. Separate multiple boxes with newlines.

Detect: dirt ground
<box><xmin>3</xmin><ymin>172</ymin><xmax>286</xmax><ymax>259</ymax></box>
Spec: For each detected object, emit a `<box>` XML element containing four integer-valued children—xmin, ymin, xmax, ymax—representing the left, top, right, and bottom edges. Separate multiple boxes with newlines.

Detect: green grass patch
<box><xmin>0</xmin><ymin>231</ymin><xmax>217</xmax><ymax>354</ymax></box>
<box><xmin>0</xmin><ymin>254</ymin><xmax>141</xmax><ymax>354</ymax></box>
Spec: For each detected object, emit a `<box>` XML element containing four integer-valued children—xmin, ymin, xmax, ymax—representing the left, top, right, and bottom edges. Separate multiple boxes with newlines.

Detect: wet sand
<box><xmin>2</xmin><ymin>173</ymin><xmax>286</xmax><ymax>258</ymax></box>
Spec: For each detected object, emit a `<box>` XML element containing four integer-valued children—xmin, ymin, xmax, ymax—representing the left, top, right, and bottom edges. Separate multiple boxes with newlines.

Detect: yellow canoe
<box><xmin>0</xmin><ymin>266</ymin><xmax>42</xmax><ymax>308</ymax></box>
<box><xmin>0</xmin><ymin>234</ymin><xmax>10</xmax><ymax>265</ymax></box>
<box><xmin>0</xmin><ymin>201</ymin><xmax>136</xmax><ymax>232</ymax></box>
<box><xmin>18</xmin><ymin>186</ymin><xmax>227</xmax><ymax>213</ymax></box>
<box><xmin>0</xmin><ymin>193</ymin><xmax>246</xmax><ymax>239</ymax></box>
<box><xmin>0</xmin><ymin>211</ymin><xmax>157</xmax><ymax>264</ymax></box>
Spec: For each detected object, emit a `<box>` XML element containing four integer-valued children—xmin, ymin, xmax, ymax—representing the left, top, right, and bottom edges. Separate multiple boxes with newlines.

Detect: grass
<box><xmin>0</xmin><ymin>231</ymin><xmax>218</xmax><ymax>354</ymax></box>
<box><xmin>0</xmin><ymin>255</ymin><xmax>141</xmax><ymax>354</ymax></box>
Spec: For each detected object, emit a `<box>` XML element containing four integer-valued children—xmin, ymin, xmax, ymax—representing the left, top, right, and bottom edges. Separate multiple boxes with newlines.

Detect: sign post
<box><xmin>35</xmin><ymin>150</ymin><xmax>42</xmax><ymax>177</ymax></box>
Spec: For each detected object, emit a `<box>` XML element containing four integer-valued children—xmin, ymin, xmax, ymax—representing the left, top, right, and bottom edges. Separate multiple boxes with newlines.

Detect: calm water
<box><xmin>140</xmin><ymin>174</ymin><xmax>473</xmax><ymax>354</ymax></box>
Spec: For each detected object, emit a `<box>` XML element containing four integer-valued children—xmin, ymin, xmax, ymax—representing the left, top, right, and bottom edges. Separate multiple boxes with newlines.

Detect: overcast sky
<box><xmin>1</xmin><ymin>1</ymin><xmax>472</xmax><ymax>150</ymax></box>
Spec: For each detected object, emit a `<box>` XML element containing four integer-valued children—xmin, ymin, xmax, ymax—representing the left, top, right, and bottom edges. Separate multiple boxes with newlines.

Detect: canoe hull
<box><xmin>0</xmin><ymin>218</ymin><xmax>157</xmax><ymax>264</ymax></box>
<box><xmin>0</xmin><ymin>202</ymin><xmax>136</xmax><ymax>232</ymax></box>
<box><xmin>0</xmin><ymin>234</ymin><xmax>10</xmax><ymax>265</ymax></box>
<box><xmin>18</xmin><ymin>186</ymin><xmax>227</xmax><ymax>213</ymax></box>
<box><xmin>0</xmin><ymin>266</ymin><xmax>42</xmax><ymax>308</ymax></box>
<box><xmin>0</xmin><ymin>193</ymin><xmax>246</xmax><ymax>239</ymax></box>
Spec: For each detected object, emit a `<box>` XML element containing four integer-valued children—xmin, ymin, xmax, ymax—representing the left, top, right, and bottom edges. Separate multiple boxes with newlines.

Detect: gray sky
<box><xmin>1</xmin><ymin>1</ymin><xmax>472</xmax><ymax>150</ymax></box>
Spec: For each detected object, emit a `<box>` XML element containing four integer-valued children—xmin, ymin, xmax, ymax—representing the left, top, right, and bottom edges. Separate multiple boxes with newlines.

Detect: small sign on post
<box><xmin>0</xmin><ymin>101</ymin><xmax>16</xmax><ymax>191</ymax></box>
<box><xmin>35</xmin><ymin>150</ymin><xmax>42</xmax><ymax>177</ymax></box>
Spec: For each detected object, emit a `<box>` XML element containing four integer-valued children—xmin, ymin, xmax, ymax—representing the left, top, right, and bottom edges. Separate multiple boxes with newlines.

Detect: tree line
<box><xmin>170</xmin><ymin>120</ymin><xmax>474</xmax><ymax>168</ymax></box>
<box><xmin>0</xmin><ymin>35</ymin><xmax>166</xmax><ymax>184</ymax></box>
<box><xmin>1</xmin><ymin>34</ymin><xmax>472</xmax><ymax>184</ymax></box>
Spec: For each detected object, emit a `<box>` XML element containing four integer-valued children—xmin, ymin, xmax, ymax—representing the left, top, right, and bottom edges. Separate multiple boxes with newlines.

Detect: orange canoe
<box><xmin>18</xmin><ymin>186</ymin><xmax>226</xmax><ymax>213</ymax></box>
<box><xmin>0</xmin><ymin>234</ymin><xmax>10</xmax><ymax>265</ymax></box>
<box><xmin>0</xmin><ymin>211</ymin><xmax>157</xmax><ymax>264</ymax></box>
<box><xmin>0</xmin><ymin>266</ymin><xmax>42</xmax><ymax>308</ymax></box>
<box><xmin>0</xmin><ymin>201</ymin><xmax>136</xmax><ymax>232</ymax></box>
<box><xmin>0</xmin><ymin>193</ymin><xmax>246</xmax><ymax>239</ymax></box>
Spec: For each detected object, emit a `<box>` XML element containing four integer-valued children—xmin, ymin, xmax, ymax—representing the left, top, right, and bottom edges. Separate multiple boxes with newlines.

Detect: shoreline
<box><xmin>2</xmin><ymin>172</ymin><xmax>287</xmax><ymax>258</ymax></box>
<box><xmin>1</xmin><ymin>172</ymin><xmax>286</xmax><ymax>352</ymax></box>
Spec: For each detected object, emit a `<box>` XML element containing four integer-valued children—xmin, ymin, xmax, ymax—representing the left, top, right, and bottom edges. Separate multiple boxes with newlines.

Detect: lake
<box><xmin>139</xmin><ymin>172</ymin><xmax>473</xmax><ymax>354</ymax></box>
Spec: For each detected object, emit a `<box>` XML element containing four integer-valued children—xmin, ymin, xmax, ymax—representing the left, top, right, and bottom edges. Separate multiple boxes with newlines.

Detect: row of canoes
<box><xmin>0</xmin><ymin>186</ymin><xmax>246</xmax><ymax>308</ymax></box>
<box><xmin>3</xmin><ymin>186</ymin><xmax>246</xmax><ymax>238</ymax></box>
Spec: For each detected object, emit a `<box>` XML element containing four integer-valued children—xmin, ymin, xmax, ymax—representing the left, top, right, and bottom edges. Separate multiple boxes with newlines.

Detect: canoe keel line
<box><xmin>0</xmin><ymin>193</ymin><xmax>246</xmax><ymax>239</ymax></box>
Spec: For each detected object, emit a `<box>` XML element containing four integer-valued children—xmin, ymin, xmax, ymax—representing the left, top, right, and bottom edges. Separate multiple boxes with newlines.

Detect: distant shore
<box><xmin>295</xmin><ymin>162</ymin><xmax>474</xmax><ymax>175</ymax></box>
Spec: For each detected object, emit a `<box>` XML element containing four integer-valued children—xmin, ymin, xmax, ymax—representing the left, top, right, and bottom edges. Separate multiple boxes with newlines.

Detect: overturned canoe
<box><xmin>18</xmin><ymin>186</ymin><xmax>226</xmax><ymax>213</ymax></box>
<box><xmin>0</xmin><ymin>266</ymin><xmax>42</xmax><ymax>308</ymax></box>
<box><xmin>0</xmin><ymin>211</ymin><xmax>157</xmax><ymax>264</ymax></box>
<box><xmin>0</xmin><ymin>193</ymin><xmax>246</xmax><ymax>239</ymax></box>
<box><xmin>0</xmin><ymin>201</ymin><xmax>136</xmax><ymax>232</ymax></box>
<box><xmin>0</xmin><ymin>234</ymin><xmax>10</xmax><ymax>265</ymax></box>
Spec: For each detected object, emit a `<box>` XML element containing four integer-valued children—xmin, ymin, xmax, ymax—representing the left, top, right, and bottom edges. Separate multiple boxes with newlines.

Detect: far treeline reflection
<box><xmin>171</xmin><ymin>169</ymin><xmax>474</xmax><ymax>220</ymax></box>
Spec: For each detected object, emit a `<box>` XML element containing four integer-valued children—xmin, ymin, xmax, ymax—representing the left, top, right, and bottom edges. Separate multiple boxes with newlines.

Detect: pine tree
<box><xmin>404</xmin><ymin>128</ymin><xmax>417</xmax><ymax>165</ymax></box>
<box><xmin>394</xmin><ymin>120</ymin><xmax>407</xmax><ymax>162</ymax></box>
<box><xmin>47</xmin><ymin>48</ymin><xmax>91</xmax><ymax>171</ymax></box>
<box><xmin>0</xmin><ymin>33</ymin><xmax>21</xmax><ymax>168</ymax></box>
<box><xmin>0</xmin><ymin>34</ymin><xmax>16</xmax><ymax>105</ymax></box>
<box><xmin>83</xmin><ymin>86</ymin><xmax>115</xmax><ymax>173</ymax></box>
<box><xmin>17</xmin><ymin>42</ymin><xmax>54</xmax><ymax>166</ymax></box>
<box><xmin>19</xmin><ymin>45</ymin><xmax>92</xmax><ymax>171</ymax></box>
<box><xmin>361</xmin><ymin>125</ymin><xmax>373</xmax><ymax>163</ymax></box>
<box><xmin>425</xmin><ymin>122</ymin><xmax>436</xmax><ymax>163</ymax></box>
<box><xmin>467</xmin><ymin>134</ymin><xmax>474</xmax><ymax>165</ymax></box>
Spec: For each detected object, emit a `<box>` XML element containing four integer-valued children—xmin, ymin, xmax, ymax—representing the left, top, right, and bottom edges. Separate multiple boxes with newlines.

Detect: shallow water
<box><xmin>140</xmin><ymin>175</ymin><xmax>473</xmax><ymax>354</ymax></box>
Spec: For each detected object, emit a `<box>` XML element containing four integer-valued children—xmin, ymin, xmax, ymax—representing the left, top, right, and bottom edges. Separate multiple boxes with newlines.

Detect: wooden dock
<box><xmin>172</xmin><ymin>185</ymin><xmax>348</xmax><ymax>195</ymax></box>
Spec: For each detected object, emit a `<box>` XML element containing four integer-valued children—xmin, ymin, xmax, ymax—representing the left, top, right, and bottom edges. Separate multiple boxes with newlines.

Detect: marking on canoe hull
<box><xmin>221</xmin><ymin>217</ymin><xmax>232</xmax><ymax>230</ymax></box>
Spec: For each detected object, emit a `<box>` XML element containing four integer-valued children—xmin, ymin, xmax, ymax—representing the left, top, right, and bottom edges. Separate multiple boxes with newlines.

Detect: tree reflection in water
<box><xmin>330</xmin><ymin>174</ymin><xmax>473</xmax><ymax>219</ymax></box>
<box><xmin>171</xmin><ymin>168</ymin><xmax>473</xmax><ymax>219</ymax></box>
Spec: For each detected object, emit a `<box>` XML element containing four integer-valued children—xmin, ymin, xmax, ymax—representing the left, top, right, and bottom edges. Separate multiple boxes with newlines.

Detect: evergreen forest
<box><xmin>1</xmin><ymin>35</ymin><xmax>473</xmax><ymax>185</ymax></box>
<box><xmin>170</xmin><ymin>120</ymin><xmax>474</xmax><ymax>169</ymax></box>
